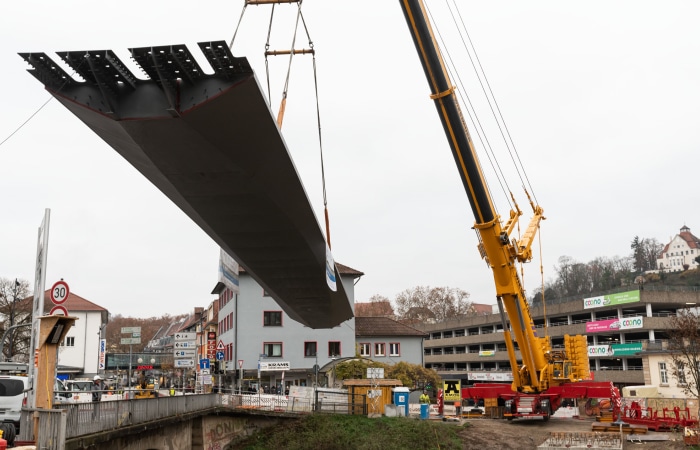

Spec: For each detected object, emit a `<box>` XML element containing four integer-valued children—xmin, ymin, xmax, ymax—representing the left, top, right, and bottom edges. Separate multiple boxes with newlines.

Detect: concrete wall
<box><xmin>67</xmin><ymin>413</ymin><xmax>285</xmax><ymax>450</ymax></box>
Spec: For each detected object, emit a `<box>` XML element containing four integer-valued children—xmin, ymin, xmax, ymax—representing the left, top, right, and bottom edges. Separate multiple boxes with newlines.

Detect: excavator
<box><xmin>398</xmin><ymin>0</ymin><xmax>615</xmax><ymax>419</ymax></box>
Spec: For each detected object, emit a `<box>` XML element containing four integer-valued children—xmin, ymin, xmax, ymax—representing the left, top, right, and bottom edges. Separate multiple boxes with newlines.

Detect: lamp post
<box><xmin>8</xmin><ymin>279</ymin><xmax>19</xmax><ymax>359</ymax></box>
<box><xmin>257</xmin><ymin>353</ymin><xmax>266</xmax><ymax>401</ymax></box>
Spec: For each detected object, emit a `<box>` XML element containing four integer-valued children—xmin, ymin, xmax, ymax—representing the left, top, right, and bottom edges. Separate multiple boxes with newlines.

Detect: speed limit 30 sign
<box><xmin>50</xmin><ymin>280</ymin><xmax>70</xmax><ymax>304</ymax></box>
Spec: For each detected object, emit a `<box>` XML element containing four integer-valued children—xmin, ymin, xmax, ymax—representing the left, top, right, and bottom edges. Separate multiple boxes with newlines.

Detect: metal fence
<box><xmin>19</xmin><ymin>393</ymin><xmax>219</xmax><ymax>443</ymax></box>
<box><xmin>221</xmin><ymin>391</ymin><xmax>367</xmax><ymax>416</ymax></box>
<box><xmin>18</xmin><ymin>391</ymin><xmax>367</xmax><ymax>447</ymax></box>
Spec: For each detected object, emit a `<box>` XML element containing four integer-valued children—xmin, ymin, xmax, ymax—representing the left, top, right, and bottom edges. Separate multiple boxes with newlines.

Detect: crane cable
<box><xmin>230</xmin><ymin>1</ymin><xmax>333</xmax><ymax>249</ymax></box>
<box><xmin>446</xmin><ymin>0</ymin><xmax>539</xmax><ymax>207</ymax></box>
<box><xmin>430</xmin><ymin>1</ymin><xmax>546</xmax><ymax>301</ymax></box>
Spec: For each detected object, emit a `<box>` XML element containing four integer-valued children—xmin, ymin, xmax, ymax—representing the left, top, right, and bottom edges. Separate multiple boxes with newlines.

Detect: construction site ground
<box><xmin>457</xmin><ymin>416</ymin><xmax>690</xmax><ymax>449</ymax></box>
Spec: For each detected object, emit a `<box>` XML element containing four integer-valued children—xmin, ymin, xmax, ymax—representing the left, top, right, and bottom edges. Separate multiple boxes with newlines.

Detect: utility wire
<box><xmin>0</xmin><ymin>96</ymin><xmax>53</xmax><ymax>149</ymax></box>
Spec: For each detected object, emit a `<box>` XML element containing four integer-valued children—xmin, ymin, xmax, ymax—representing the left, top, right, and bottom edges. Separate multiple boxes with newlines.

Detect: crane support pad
<box><xmin>19</xmin><ymin>41</ymin><xmax>353</xmax><ymax>329</ymax></box>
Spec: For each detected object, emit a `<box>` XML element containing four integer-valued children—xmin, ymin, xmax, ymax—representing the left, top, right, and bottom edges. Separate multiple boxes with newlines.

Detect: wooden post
<box><xmin>33</xmin><ymin>315</ymin><xmax>77</xmax><ymax>442</ymax></box>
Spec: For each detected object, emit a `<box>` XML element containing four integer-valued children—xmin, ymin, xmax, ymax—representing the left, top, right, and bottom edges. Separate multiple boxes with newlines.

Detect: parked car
<box><xmin>54</xmin><ymin>379</ymin><xmax>75</xmax><ymax>405</ymax></box>
<box><xmin>0</xmin><ymin>375</ymin><xmax>28</xmax><ymax>440</ymax></box>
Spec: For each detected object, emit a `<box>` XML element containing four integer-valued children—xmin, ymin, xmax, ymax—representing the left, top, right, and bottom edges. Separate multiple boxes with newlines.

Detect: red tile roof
<box><xmin>38</xmin><ymin>290</ymin><xmax>107</xmax><ymax>312</ymax></box>
<box><xmin>355</xmin><ymin>316</ymin><xmax>427</xmax><ymax>337</ymax></box>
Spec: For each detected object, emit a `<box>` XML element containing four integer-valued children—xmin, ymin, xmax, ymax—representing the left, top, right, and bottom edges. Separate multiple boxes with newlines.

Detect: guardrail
<box><xmin>18</xmin><ymin>391</ymin><xmax>367</xmax><ymax>445</ymax></box>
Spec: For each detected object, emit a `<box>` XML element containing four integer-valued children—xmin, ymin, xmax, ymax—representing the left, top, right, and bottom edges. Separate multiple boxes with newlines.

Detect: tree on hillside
<box><xmin>667</xmin><ymin>309</ymin><xmax>700</xmax><ymax>405</ymax></box>
<box><xmin>394</xmin><ymin>286</ymin><xmax>471</xmax><ymax>323</ymax></box>
<box><xmin>630</xmin><ymin>236</ymin><xmax>663</xmax><ymax>273</ymax></box>
<box><xmin>355</xmin><ymin>295</ymin><xmax>395</xmax><ymax>317</ymax></box>
<box><xmin>0</xmin><ymin>278</ymin><xmax>32</xmax><ymax>362</ymax></box>
<box><xmin>531</xmin><ymin>255</ymin><xmax>633</xmax><ymax>303</ymax></box>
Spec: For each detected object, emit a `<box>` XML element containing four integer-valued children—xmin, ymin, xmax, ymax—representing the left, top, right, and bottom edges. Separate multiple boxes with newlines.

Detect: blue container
<box><xmin>420</xmin><ymin>403</ymin><xmax>429</xmax><ymax>420</ymax></box>
<box><xmin>392</xmin><ymin>387</ymin><xmax>410</xmax><ymax>417</ymax></box>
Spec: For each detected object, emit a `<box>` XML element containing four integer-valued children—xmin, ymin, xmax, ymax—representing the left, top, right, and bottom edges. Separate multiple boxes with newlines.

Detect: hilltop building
<box><xmin>657</xmin><ymin>225</ymin><xmax>700</xmax><ymax>272</ymax></box>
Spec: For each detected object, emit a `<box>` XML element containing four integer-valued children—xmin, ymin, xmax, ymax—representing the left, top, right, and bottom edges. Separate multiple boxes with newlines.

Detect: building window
<box><xmin>359</xmin><ymin>343</ymin><xmax>370</xmax><ymax>357</ymax></box>
<box><xmin>328</xmin><ymin>341</ymin><xmax>341</xmax><ymax>357</ymax></box>
<box><xmin>375</xmin><ymin>343</ymin><xmax>385</xmax><ymax>357</ymax></box>
<box><xmin>304</xmin><ymin>342</ymin><xmax>317</xmax><ymax>357</ymax></box>
<box><xmin>63</xmin><ymin>336</ymin><xmax>75</xmax><ymax>347</ymax></box>
<box><xmin>263</xmin><ymin>342</ymin><xmax>282</xmax><ymax>357</ymax></box>
<box><xmin>263</xmin><ymin>311</ymin><xmax>282</xmax><ymax>326</ymax></box>
<box><xmin>677</xmin><ymin>362</ymin><xmax>687</xmax><ymax>385</ymax></box>
<box><xmin>659</xmin><ymin>362</ymin><xmax>668</xmax><ymax>384</ymax></box>
<box><xmin>389</xmin><ymin>343</ymin><xmax>400</xmax><ymax>357</ymax></box>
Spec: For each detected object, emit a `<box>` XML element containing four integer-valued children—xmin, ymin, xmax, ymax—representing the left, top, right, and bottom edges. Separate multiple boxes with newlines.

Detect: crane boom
<box><xmin>398</xmin><ymin>0</ymin><xmax>589</xmax><ymax>394</ymax></box>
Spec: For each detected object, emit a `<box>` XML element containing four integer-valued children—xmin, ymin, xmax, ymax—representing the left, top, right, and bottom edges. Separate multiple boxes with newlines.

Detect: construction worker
<box><xmin>419</xmin><ymin>390</ymin><xmax>430</xmax><ymax>404</ymax></box>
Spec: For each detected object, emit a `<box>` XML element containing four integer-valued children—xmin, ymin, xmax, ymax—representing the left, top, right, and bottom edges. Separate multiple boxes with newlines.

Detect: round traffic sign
<box><xmin>50</xmin><ymin>305</ymin><xmax>68</xmax><ymax>316</ymax></box>
<box><xmin>50</xmin><ymin>280</ymin><xmax>70</xmax><ymax>304</ymax></box>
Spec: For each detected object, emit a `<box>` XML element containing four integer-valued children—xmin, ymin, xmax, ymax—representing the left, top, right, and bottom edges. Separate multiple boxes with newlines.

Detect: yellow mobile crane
<box><xmin>398</xmin><ymin>0</ymin><xmax>606</xmax><ymax>419</ymax></box>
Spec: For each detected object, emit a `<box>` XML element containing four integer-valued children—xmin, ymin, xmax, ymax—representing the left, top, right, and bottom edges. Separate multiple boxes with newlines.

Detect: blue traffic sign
<box><xmin>200</xmin><ymin>358</ymin><xmax>210</xmax><ymax>370</ymax></box>
<box><xmin>216</xmin><ymin>351</ymin><xmax>224</xmax><ymax>361</ymax></box>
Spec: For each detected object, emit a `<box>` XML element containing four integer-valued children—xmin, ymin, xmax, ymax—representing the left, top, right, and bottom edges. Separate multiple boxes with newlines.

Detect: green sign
<box><xmin>584</xmin><ymin>290</ymin><xmax>640</xmax><ymax>309</ymax></box>
<box><xmin>611</xmin><ymin>343</ymin><xmax>643</xmax><ymax>356</ymax></box>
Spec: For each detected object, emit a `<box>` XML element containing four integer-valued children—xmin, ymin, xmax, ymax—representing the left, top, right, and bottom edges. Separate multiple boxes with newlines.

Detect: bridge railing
<box><xmin>19</xmin><ymin>393</ymin><xmax>219</xmax><ymax>441</ymax></box>
<box><xmin>19</xmin><ymin>392</ymin><xmax>367</xmax><ymax>444</ymax></box>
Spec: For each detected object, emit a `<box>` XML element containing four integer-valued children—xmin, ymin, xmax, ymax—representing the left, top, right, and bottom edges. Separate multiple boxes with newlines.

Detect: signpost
<box><xmin>174</xmin><ymin>333</ymin><xmax>196</xmax><ymax>392</ymax></box>
<box><xmin>121</xmin><ymin>326</ymin><xmax>141</xmax><ymax>389</ymax></box>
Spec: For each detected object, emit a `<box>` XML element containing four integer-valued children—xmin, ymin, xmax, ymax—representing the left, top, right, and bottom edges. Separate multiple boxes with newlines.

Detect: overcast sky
<box><xmin>1</xmin><ymin>1</ymin><xmax>698</xmax><ymax>319</ymax></box>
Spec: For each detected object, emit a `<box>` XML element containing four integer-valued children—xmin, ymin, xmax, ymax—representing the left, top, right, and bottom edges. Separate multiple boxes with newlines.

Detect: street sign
<box><xmin>50</xmin><ymin>280</ymin><xmax>69</xmax><ymax>304</ymax></box>
<box><xmin>259</xmin><ymin>361</ymin><xmax>290</xmax><ymax>371</ymax></box>
<box><xmin>49</xmin><ymin>305</ymin><xmax>68</xmax><ymax>316</ymax></box>
<box><xmin>121</xmin><ymin>327</ymin><xmax>141</xmax><ymax>334</ymax></box>
<box><xmin>174</xmin><ymin>332</ymin><xmax>196</xmax><ymax>341</ymax></box>
<box><xmin>174</xmin><ymin>349</ymin><xmax>196</xmax><ymax>358</ymax></box>
<box><xmin>201</xmin><ymin>369</ymin><xmax>210</xmax><ymax>375</ymax></box>
<box><xmin>238</xmin><ymin>359</ymin><xmax>244</xmax><ymax>369</ymax></box>
<box><xmin>216</xmin><ymin>340</ymin><xmax>225</xmax><ymax>351</ymax></box>
<box><xmin>216</xmin><ymin>351</ymin><xmax>224</xmax><ymax>361</ymax></box>
<box><xmin>174</xmin><ymin>341</ymin><xmax>195</xmax><ymax>349</ymax></box>
<box><xmin>175</xmin><ymin>359</ymin><xmax>194</xmax><ymax>368</ymax></box>
<box><xmin>120</xmin><ymin>337</ymin><xmax>141</xmax><ymax>345</ymax></box>
<box><xmin>200</xmin><ymin>359</ymin><xmax>210</xmax><ymax>370</ymax></box>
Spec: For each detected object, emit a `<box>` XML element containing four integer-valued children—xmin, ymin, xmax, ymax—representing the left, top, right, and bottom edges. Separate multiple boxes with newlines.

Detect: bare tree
<box><xmin>355</xmin><ymin>295</ymin><xmax>394</xmax><ymax>317</ymax></box>
<box><xmin>394</xmin><ymin>286</ymin><xmax>471</xmax><ymax>322</ymax></box>
<box><xmin>0</xmin><ymin>278</ymin><xmax>32</xmax><ymax>362</ymax></box>
<box><xmin>667</xmin><ymin>309</ymin><xmax>700</xmax><ymax>402</ymax></box>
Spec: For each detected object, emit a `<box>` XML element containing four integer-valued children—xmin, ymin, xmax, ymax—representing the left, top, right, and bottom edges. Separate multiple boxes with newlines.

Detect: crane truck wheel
<box><xmin>541</xmin><ymin>399</ymin><xmax>551</xmax><ymax>422</ymax></box>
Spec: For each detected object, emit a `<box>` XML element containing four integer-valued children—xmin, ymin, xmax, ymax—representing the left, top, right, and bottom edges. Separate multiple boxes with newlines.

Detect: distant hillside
<box><xmin>643</xmin><ymin>268</ymin><xmax>700</xmax><ymax>288</ymax></box>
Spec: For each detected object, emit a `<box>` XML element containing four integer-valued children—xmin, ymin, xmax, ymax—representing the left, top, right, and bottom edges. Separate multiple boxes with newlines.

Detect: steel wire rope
<box><xmin>424</xmin><ymin>3</ymin><xmax>512</xmax><ymax>216</ymax></box>
<box><xmin>448</xmin><ymin>0</ymin><xmax>547</xmax><ymax>303</ymax></box>
<box><xmin>264</xmin><ymin>5</ymin><xmax>276</xmax><ymax>107</ymax></box>
<box><xmin>299</xmin><ymin>11</ymin><xmax>333</xmax><ymax>248</ymax></box>
<box><xmin>448</xmin><ymin>0</ymin><xmax>539</xmax><ymax>205</ymax></box>
<box><xmin>0</xmin><ymin>57</ymin><xmax>88</xmax><ymax>149</ymax></box>
<box><xmin>430</xmin><ymin>2</ymin><xmax>544</xmax><ymax>298</ymax></box>
<box><xmin>230</xmin><ymin>1</ymin><xmax>334</xmax><ymax>249</ymax></box>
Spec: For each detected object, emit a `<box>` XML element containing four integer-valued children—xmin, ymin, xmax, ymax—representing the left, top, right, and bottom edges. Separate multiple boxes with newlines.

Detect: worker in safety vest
<box><xmin>419</xmin><ymin>390</ymin><xmax>430</xmax><ymax>404</ymax></box>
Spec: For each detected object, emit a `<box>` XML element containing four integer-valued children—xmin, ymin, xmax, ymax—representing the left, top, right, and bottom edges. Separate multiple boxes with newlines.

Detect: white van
<box><xmin>0</xmin><ymin>375</ymin><xmax>28</xmax><ymax>433</ymax></box>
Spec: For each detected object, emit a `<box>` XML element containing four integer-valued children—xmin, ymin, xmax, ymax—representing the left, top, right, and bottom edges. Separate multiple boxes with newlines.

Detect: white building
<box><xmin>213</xmin><ymin>264</ymin><xmax>362</xmax><ymax>393</ymax></box>
<box><xmin>45</xmin><ymin>292</ymin><xmax>108</xmax><ymax>377</ymax></box>
<box><xmin>657</xmin><ymin>225</ymin><xmax>700</xmax><ymax>272</ymax></box>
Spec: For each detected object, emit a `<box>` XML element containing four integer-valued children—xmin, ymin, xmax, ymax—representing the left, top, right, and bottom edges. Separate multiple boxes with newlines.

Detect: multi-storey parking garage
<box><xmin>417</xmin><ymin>286</ymin><xmax>700</xmax><ymax>387</ymax></box>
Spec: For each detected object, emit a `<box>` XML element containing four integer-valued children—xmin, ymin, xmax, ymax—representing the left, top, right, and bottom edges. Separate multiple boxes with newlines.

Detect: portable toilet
<box><xmin>392</xmin><ymin>387</ymin><xmax>410</xmax><ymax>417</ymax></box>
